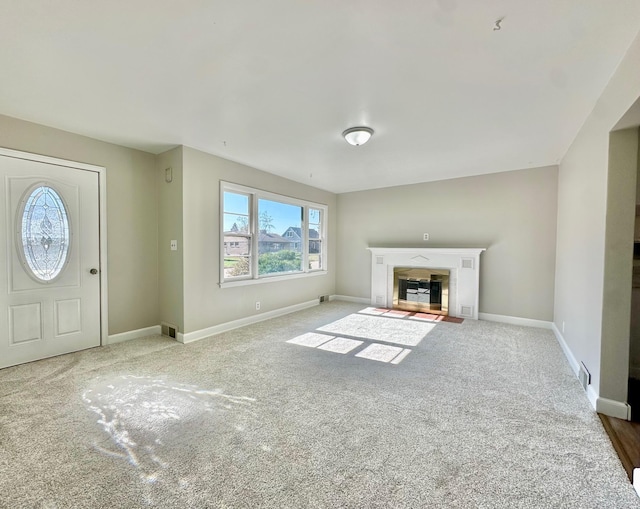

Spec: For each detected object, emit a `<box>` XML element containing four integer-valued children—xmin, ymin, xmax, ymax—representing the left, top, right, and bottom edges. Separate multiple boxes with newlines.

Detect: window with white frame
<box><xmin>308</xmin><ymin>207</ymin><xmax>323</xmax><ymax>270</ymax></box>
<box><xmin>221</xmin><ymin>182</ymin><xmax>327</xmax><ymax>284</ymax></box>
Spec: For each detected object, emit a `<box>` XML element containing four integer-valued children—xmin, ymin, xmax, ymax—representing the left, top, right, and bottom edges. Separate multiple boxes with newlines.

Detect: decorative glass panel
<box><xmin>19</xmin><ymin>185</ymin><xmax>70</xmax><ymax>281</ymax></box>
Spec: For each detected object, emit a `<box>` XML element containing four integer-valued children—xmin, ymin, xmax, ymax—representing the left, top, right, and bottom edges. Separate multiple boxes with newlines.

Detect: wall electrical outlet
<box><xmin>423</xmin><ymin>233</ymin><xmax>430</xmax><ymax>241</ymax></box>
<box><xmin>170</xmin><ymin>240</ymin><xmax>178</xmax><ymax>251</ymax></box>
<box><xmin>255</xmin><ymin>301</ymin><xmax>261</xmax><ymax>311</ymax></box>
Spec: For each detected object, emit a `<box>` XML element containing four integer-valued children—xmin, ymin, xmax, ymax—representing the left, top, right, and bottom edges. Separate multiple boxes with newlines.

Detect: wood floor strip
<box><xmin>598</xmin><ymin>413</ymin><xmax>640</xmax><ymax>482</ymax></box>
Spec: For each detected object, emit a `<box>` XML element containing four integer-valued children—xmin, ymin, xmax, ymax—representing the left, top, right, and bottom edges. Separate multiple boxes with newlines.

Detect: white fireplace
<box><xmin>367</xmin><ymin>247</ymin><xmax>486</xmax><ymax>319</ymax></box>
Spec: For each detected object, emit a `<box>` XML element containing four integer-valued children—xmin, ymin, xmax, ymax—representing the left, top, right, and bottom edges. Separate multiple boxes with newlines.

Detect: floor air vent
<box><xmin>161</xmin><ymin>322</ymin><xmax>177</xmax><ymax>339</ymax></box>
<box><xmin>579</xmin><ymin>362</ymin><xmax>591</xmax><ymax>391</ymax></box>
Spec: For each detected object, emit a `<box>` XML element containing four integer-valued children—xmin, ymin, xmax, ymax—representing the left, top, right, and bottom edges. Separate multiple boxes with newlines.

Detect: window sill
<box><xmin>219</xmin><ymin>270</ymin><xmax>328</xmax><ymax>288</ymax></box>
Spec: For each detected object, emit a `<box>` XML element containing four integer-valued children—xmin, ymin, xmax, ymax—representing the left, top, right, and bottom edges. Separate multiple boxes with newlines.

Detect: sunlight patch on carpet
<box><xmin>358</xmin><ymin>307</ymin><xmax>389</xmax><ymax>316</ymax></box>
<box><xmin>356</xmin><ymin>343</ymin><xmax>405</xmax><ymax>363</ymax></box>
<box><xmin>317</xmin><ymin>337</ymin><xmax>363</xmax><ymax>354</ymax></box>
<box><xmin>286</xmin><ymin>332</ymin><xmax>334</xmax><ymax>348</ymax></box>
<box><xmin>286</xmin><ymin>328</ymin><xmax>413</xmax><ymax>364</ymax></box>
<box><xmin>391</xmin><ymin>348</ymin><xmax>412</xmax><ymax>364</ymax></box>
<box><xmin>317</xmin><ymin>313</ymin><xmax>434</xmax><ymax>346</ymax></box>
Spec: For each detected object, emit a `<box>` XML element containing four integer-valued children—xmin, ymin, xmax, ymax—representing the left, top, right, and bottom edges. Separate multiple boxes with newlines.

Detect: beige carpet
<box><xmin>0</xmin><ymin>301</ymin><xmax>638</xmax><ymax>508</ymax></box>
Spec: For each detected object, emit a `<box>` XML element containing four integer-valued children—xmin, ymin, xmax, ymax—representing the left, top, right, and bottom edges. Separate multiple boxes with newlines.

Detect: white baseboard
<box><xmin>106</xmin><ymin>325</ymin><xmax>161</xmax><ymax>345</ymax></box>
<box><xmin>593</xmin><ymin>389</ymin><xmax>631</xmax><ymax>420</ymax></box>
<box><xmin>551</xmin><ymin>323</ymin><xmax>580</xmax><ymax>377</ymax></box>
<box><xmin>633</xmin><ymin>469</ymin><xmax>640</xmax><ymax>497</ymax></box>
<box><xmin>178</xmin><ymin>299</ymin><xmax>319</xmax><ymax>344</ymax></box>
<box><xmin>331</xmin><ymin>295</ymin><xmax>371</xmax><ymax>305</ymax></box>
<box><xmin>587</xmin><ymin>385</ymin><xmax>599</xmax><ymax>410</ymax></box>
<box><xmin>553</xmin><ymin>324</ymin><xmax>630</xmax><ymax>419</ymax></box>
<box><xmin>478</xmin><ymin>312</ymin><xmax>553</xmax><ymax>329</ymax></box>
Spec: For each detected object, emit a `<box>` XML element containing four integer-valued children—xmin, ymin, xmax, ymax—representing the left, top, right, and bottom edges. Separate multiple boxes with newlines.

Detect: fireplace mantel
<box><xmin>367</xmin><ymin>247</ymin><xmax>486</xmax><ymax>319</ymax></box>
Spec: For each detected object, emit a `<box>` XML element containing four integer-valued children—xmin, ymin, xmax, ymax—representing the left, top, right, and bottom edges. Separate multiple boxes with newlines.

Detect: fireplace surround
<box><xmin>367</xmin><ymin>248</ymin><xmax>485</xmax><ymax>319</ymax></box>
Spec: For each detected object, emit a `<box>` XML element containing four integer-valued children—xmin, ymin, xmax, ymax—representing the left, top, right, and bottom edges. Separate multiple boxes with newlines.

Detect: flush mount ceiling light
<box><xmin>342</xmin><ymin>126</ymin><xmax>374</xmax><ymax>146</ymax></box>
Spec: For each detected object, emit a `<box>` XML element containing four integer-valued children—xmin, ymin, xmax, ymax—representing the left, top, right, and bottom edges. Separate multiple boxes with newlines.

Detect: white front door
<box><xmin>0</xmin><ymin>151</ymin><xmax>102</xmax><ymax>369</ymax></box>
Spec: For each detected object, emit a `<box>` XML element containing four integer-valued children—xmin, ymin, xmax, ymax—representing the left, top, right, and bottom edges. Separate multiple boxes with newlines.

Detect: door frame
<box><xmin>0</xmin><ymin>147</ymin><xmax>108</xmax><ymax>346</ymax></box>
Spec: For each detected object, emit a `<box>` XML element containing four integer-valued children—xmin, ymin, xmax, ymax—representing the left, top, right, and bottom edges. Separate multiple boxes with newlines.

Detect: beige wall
<box><xmin>157</xmin><ymin>147</ymin><xmax>184</xmax><ymax>332</ymax></box>
<box><xmin>335</xmin><ymin>166</ymin><xmax>558</xmax><ymax>321</ymax></box>
<box><xmin>0</xmin><ymin>114</ymin><xmax>159</xmax><ymax>336</ymax></box>
<box><xmin>630</xmin><ymin>131</ymin><xmax>640</xmax><ymax>375</ymax></box>
<box><xmin>0</xmin><ymin>114</ymin><xmax>338</xmax><ymax>338</ymax></box>
<box><xmin>181</xmin><ymin>146</ymin><xmax>336</xmax><ymax>333</ymax></box>
<box><xmin>601</xmin><ymin>128</ymin><xmax>638</xmax><ymax>399</ymax></box>
<box><xmin>555</xmin><ymin>30</ymin><xmax>640</xmax><ymax>403</ymax></box>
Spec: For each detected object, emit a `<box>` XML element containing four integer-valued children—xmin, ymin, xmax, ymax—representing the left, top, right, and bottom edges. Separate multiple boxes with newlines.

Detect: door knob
<box><xmin>90</xmin><ymin>268</ymin><xmax>99</xmax><ymax>275</ymax></box>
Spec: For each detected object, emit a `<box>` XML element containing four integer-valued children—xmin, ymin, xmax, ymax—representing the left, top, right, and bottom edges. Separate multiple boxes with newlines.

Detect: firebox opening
<box><xmin>393</xmin><ymin>267</ymin><xmax>450</xmax><ymax>315</ymax></box>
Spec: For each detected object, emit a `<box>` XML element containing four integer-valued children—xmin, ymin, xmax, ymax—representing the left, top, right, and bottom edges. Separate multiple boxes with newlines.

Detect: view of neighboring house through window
<box><xmin>257</xmin><ymin>198</ymin><xmax>303</xmax><ymax>275</ymax></box>
<box><xmin>222</xmin><ymin>191</ymin><xmax>251</xmax><ymax>278</ymax></box>
<box><xmin>221</xmin><ymin>182</ymin><xmax>327</xmax><ymax>284</ymax></box>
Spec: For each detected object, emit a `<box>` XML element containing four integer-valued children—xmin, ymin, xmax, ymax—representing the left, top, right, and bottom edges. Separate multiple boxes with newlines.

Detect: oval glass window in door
<box><xmin>18</xmin><ymin>185</ymin><xmax>71</xmax><ymax>282</ymax></box>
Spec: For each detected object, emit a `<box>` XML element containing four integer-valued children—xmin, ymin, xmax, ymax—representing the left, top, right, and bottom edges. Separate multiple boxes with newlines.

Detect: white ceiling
<box><xmin>2</xmin><ymin>1</ymin><xmax>639</xmax><ymax>193</ymax></box>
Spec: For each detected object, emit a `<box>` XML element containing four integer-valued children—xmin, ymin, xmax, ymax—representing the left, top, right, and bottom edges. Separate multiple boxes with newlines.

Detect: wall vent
<box><xmin>579</xmin><ymin>362</ymin><xmax>591</xmax><ymax>391</ymax></box>
<box><xmin>319</xmin><ymin>295</ymin><xmax>329</xmax><ymax>303</ymax></box>
<box><xmin>461</xmin><ymin>258</ymin><xmax>474</xmax><ymax>269</ymax></box>
<box><xmin>460</xmin><ymin>305</ymin><xmax>473</xmax><ymax>317</ymax></box>
<box><xmin>161</xmin><ymin>322</ymin><xmax>177</xmax><ymax>339</ymax></box>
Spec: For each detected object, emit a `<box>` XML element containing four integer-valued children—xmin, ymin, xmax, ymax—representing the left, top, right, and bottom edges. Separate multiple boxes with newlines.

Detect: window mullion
<box><xmin>251</xmin><ymin>193</ymin><xmax>259</xmax><ymax>279</ymax></box>
<box><xmin>219</xmin><ymin>185</ymin><xmax>225</xmax><ymax>284</ymax></box>
<box><xmin>302</xmin><ymin>207</ymin><xmax>308</xmax><ymax>273</ymax></box>
<box><xmin>317</xmin><ymin>208</ymin><xmax>324</xmax><ymax>272</ymax></box>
